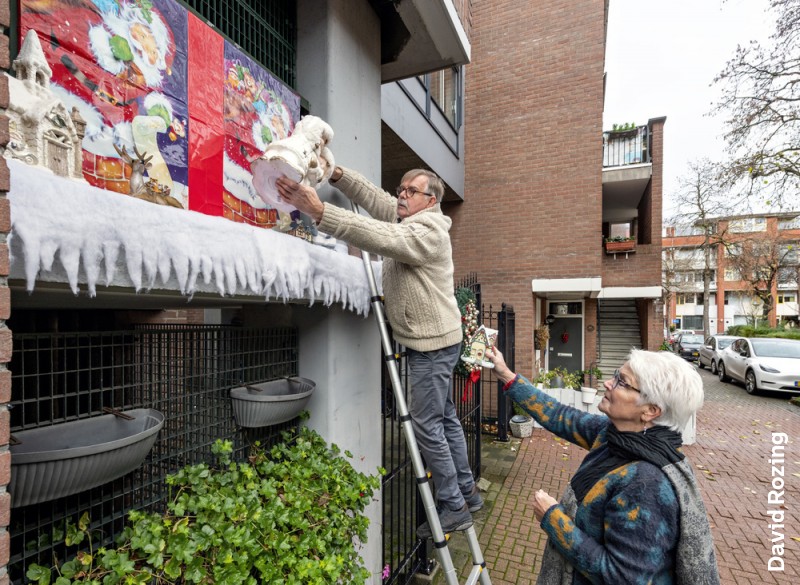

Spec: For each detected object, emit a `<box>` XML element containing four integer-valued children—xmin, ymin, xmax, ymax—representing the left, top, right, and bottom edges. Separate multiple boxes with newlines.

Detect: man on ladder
<box><xmin>277</xmin><ymin>165</ymin><xmax>483</xmax><ymax>537</ymax></box>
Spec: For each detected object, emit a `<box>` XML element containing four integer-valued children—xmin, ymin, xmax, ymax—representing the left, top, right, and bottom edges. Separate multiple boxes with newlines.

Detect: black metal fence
<box><xmin>8</xmin><ymin>325</ymin><xmax>299</xmax><ymax>584</ymax></box>
<box><xmin>380</xmin><ymin>274</ymin><xmax>514</xmax><ymax>582</ymax></box>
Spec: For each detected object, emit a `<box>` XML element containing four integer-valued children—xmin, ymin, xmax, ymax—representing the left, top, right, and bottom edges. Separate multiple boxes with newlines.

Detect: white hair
<box><xmin>626</xmin><ymin>349</ymin><xmax>704</xmax><ymax>431</ymax></box>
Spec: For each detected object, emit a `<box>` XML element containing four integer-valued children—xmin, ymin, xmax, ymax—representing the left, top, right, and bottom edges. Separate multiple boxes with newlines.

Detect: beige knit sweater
<box><xmin>317</xmin><ymin>168</ymin><xmax>462</xmax><ymax>352</ymax></box>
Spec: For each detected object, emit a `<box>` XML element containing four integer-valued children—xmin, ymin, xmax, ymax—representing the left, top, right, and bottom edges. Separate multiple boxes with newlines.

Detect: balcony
<box><xmin>603</xmin><ymin>125</ymin><xmax>650</xmax><ymax>168</ymax></box>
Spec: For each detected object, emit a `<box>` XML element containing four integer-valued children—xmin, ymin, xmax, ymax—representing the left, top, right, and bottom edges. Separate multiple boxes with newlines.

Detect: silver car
<box><xmin>717</xmin><ymin>337</ymin><xmax>800</xmax><ymax>395</ymax></box>
<box><xmin>698</xmin><ymin>335</ymin><xmax>736</xmax><ymax>375</ymax></box>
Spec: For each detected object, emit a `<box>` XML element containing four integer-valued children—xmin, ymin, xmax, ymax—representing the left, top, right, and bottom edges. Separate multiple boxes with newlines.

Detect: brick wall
<box><xmin>449</xmin><ymin>0</ymin><xmax>606</xmax><ymax>377</ymax></box>
<box><xmin>0</xmin><ymin>0</ymin><xmax>11</xmax><ymax>581</ymax></box>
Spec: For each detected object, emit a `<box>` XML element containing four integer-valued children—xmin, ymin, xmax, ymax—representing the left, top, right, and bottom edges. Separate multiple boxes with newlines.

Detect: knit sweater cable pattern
<box><xmin>317</xmin><ymin>169</ymin><xmax>462</xmax><ymax>352</ymax></box>
<box><xmin>506</xmin><ymin>375</ymin><xmax>719</xmax><ymax>585</ymax></box>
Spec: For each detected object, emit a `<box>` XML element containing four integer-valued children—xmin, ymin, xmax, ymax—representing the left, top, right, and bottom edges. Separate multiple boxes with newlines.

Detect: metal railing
<box><xmin>602</xmin><ymin>124</ymin><xmax>650</xmax><ymax>168</ymax></box>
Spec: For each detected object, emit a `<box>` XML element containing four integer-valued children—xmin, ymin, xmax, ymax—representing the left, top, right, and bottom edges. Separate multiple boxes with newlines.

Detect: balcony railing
<box><xmin>602</xmin><ymin>124</ymin><xmax>650</xmax><ymax>168</ymax></box>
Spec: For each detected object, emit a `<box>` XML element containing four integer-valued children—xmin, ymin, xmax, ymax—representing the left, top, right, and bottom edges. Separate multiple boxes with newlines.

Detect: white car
<box><xmin>717</xmin><ymin>337</ymin><xmax>800</xmax><ymax>395</ymax></box>
<box><xmin>697</xmin><ymin>335</ymin><xmax>736</xmax><ymax>375</ymax></box>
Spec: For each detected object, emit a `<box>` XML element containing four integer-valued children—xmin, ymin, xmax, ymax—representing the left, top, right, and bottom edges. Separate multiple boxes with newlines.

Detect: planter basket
<box><xmin>230</xmin><ymin>377</ymin><xmax>316</xmax><ymax>428</ymax></box>
<box><xmin>509</xmin><ymin>414</ymin><xmax>534</xmax><ymax>438</ymax></box>
<box><xmin>10</xmin><ymin>408</ymin><xmax>165</xmax><ymax>508</ymax></box>
<box><xmin>605</xmin><ymin>240</ymin><xmax>635</xmax><ymax>253</ymax></box>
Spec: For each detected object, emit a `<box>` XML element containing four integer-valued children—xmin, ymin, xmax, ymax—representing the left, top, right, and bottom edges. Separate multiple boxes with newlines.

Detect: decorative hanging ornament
<box><xmin>561</xmin><ymin>331</ymin><xmax>569</xmax><ymax>344</ymax></box>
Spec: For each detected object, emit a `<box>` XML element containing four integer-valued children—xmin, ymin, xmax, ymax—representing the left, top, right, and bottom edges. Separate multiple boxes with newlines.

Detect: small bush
<box><xmin>27</xmin><ymin>427</ymin><xmax>384</xmax><ymax>585</ymax></box>
<box><xmin>726</xmin><ymin>325</ymin><xmax>800</xmax><ymax>340</ymax></box>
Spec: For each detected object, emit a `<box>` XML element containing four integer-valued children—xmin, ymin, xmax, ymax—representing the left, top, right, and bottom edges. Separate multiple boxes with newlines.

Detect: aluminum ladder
<box><xmin>356</xmin><ymin>242</ymin><xmax>492</xmax><ymax>585</ymax></box>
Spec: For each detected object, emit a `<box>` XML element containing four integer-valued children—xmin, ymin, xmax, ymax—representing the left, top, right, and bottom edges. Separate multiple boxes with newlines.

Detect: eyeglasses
<box><xmin>395</xmin><ymin>185</ymin><xmax>433</xmax><ymax>198</ymax></box>
<box><xmin>611</xmin><ymin>369</ymin><xmax>640</xmax><ymax>393</ymax></box>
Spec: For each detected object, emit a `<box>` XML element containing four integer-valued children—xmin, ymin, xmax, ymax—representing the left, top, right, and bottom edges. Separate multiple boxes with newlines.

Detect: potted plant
<box><xmin>608</xmin><ymin>122</ymin><xmax>639</xmax><ymax>139</ymax></box>
<box><xmin>509</xmin><ymin>403</ymin><xmax>533</xmax><ymax>438</ymax></box>
<box><xmin>26</xmin><ymin>426</ymin><xmax>384</xmax><ymax>585</ymax></box>
<box><xmin>604</xmin><ymin>235</ymin><xmax>636</xmax><ymax>253</ymax></box>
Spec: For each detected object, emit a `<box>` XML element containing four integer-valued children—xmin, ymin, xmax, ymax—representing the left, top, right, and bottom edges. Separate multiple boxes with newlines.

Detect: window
<box><xmin>608</xmin><ymin>221</ymin><xmax>632</xmax><ymax>239</ymax></box>
<box><xmin>724</xmin><ymin>291</ymin><xmax>735</xmax><ymax>305</ymax></box>
<box><xmin>428</xmin><ymin>67</ymin><xmax>460</xmax><ymax>128</ymax></box>
<box><xmin>674</xmin><ymin>248</ymin><xmax>701</xmax><ymax>260</ymax></box>
<box><xmin>729</xmin><ymin>217</ymin><xmax>767</xmax><ymax>233</ymax></box>
<box><xmin>779</xmin><ymin>266</ymin><xmax>797</xmax><ymax>284</ymax></box>
<box><xmin>724</xmin><ymin>268</ymin><xmax>742</xmax><ymax>281</ymax></box>
<box><xmin>779</xmin><ymin>216</ymin><xmax>800</xmax><ymax>230</ymax></box>
<box><xmin>724</xmin><ymin>243</ymin><xmax>742</xmax><ymax>257</ymax></box>
<box><xmin>682</xmin><ymin>316</ymin><xmax>703</xmax><ymax>330</ymax></box>
<box><xmin>779</xmin><ymin>294</ymin><xmax>796</xmax><ymax>304</ymax></box>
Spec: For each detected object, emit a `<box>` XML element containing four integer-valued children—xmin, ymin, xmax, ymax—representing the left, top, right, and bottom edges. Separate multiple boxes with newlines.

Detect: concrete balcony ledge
<box><xmin>374</xmin><ymin>0</ymin><xmax>471</xmax><ymax>82</ymax></box>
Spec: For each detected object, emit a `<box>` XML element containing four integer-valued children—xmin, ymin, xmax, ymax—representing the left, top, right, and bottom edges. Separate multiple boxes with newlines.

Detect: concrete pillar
<box><xmin>296</xmin><ymin>2</ymin><xmax>384</xmax><ymax>578</ymax></box>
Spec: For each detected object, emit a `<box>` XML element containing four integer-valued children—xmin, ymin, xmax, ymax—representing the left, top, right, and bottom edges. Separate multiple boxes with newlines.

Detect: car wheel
<box><xmin>718</xmin><ymin>362</ymin><xmax>730</xmax><ymax>383</ymax></box>
<box><xmin>745</xmin><ymin>370</ymin><xmax>759</xmax><ymax>395</ymax></box>
<box><xmin>710</xmin><ymin>360</ymin><xmax>718</xmax><ymax>375</ymax></box>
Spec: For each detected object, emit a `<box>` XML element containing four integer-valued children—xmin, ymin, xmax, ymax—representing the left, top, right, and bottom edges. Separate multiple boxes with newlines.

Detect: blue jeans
<box><xmin>407</xmin><ymin>343</ymin><xmax>475</xmax><ymax>510</ymax></box>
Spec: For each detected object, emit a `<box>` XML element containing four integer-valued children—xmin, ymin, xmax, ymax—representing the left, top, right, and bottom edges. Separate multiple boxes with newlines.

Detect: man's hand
<box><xmin>533</xmin><ymin>489</ymin><xmax>559</xmax><ymax>522</ymax></box>
<box><xmin>275</xmin><ymin>176</ymin><xmax>325</xmax><ymax>223</ymax></box>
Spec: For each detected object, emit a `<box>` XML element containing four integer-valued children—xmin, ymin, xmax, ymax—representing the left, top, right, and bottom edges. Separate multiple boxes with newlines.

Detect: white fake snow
<box><xmin>7</xmin><ymin>159</ymin><xmax>379</xmax><ymax>316</ymax></box>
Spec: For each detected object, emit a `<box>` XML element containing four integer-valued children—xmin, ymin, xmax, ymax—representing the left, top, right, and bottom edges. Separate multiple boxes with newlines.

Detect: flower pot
<box><xmin>230</xmin><ymin>377</ymin><xmax>316</xmax><ymax>428</ymax></box>
<box><xmin>509</xmin><ymin>414</ymin><xmax>533</xmax><ymax>438</ymax></box>
<box><xmin>10</xmin><ymin>408</ymin><xmax>165</xmax><ymax>508</ymax></box>
<box><xmin>580</xmin><ymin>386</ymin><xmax>598</xmax><ymax>404</ymax></box>
<box><xmin>605</xmin><ymin>240</ymin><xmax>635</xmax><ymax>253</ymax></box>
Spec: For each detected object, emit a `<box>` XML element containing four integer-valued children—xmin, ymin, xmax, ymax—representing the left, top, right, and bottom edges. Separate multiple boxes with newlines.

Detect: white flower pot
<box><xmin>580</xmin><ymin>386</ymin><xmax>598</xmax><ymax>404</ymax></box>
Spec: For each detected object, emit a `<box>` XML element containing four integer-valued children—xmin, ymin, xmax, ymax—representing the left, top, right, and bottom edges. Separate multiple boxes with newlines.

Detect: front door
<box><xmin>547</xmin><ymin>302</ymin><xmax>583</xmax><ymax>374</ymax></box>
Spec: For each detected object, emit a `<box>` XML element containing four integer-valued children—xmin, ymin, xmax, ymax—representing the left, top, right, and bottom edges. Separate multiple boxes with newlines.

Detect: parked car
<box><xmin>697</xmin><ymin>334</ymin><xmax>736</xmax><ymax>375</ymax></box>
<box><xmin>674</xmin><ymin>333</ymin><xmax>704</xmax><ymax>361</ymax></box>
<box><xmin>669</xmin><ymin>329</ymin><xmax>697</xmax><ymax>347</ymax></box>
<box><xmin>717</xmin><ymin>337</ymin><xmax>800</xmax><ymax>395</ymax></box>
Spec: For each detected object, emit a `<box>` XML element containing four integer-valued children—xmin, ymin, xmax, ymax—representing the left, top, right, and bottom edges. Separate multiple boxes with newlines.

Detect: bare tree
<box><xmin>724</xmin><ymin>231</ymin><xmax>794</xmax><ymax>326</ymax></box>
<box><xmin>713</xmin><ymin>0</ymin><xmax>800</xmax><ymax>208</ymax></box>
<box><xmin>669</xmin><ymin>159</ymin><xmax>735</xmax><ymax>337</ymax></box>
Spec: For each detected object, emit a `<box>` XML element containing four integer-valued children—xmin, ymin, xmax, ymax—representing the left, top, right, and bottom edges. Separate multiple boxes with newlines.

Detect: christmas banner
<box><xmin>20</xmin><ymin>0</ymin><xmax>300</xmax><ymax>228</ymax></box>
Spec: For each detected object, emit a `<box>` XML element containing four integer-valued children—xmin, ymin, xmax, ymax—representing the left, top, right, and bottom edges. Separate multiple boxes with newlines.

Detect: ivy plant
<box><xmin>27</xmin><ymin>426</ymin><xmax>384</xmax><ymax>585</ymax></box>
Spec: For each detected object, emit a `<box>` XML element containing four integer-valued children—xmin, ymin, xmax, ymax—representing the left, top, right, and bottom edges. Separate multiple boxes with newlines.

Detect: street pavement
<box><xmin>450</xmin><ymin>366</ymin><xmax>800</xmax><ymax>584</ymax></box>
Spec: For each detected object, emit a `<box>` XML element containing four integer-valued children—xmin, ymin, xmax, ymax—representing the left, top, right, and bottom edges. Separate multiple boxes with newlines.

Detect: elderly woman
<box><xmin>486</xmin><ymin>348</ymin><xmax>720</xmax><ymax>585</ymax></box>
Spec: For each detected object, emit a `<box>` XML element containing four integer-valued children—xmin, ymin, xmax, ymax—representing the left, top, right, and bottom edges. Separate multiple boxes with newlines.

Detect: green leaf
<box><xmin>26</xmin><ymin>564</ymin><xmax>51</xmax><ymax>585</ymax></box>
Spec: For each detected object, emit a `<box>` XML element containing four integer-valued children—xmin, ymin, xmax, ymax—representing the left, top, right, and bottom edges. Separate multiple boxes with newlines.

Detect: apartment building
<box><xmin>448</xmin><ymin>0</ymin><xmax>665</xmax><ymax>380</ymax></box>
<box><xmin>663</xmin><ymin>213</ymin><xmax>800</xmax><ymax>333</ymax></box>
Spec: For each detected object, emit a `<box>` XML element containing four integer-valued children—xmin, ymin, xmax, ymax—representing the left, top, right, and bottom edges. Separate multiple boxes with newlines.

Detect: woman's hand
<box><xmin>275</xmin><ymin>176</ymin><xmax>325</xmax><ymax>223</ymax></box>
<box><xmin>485</xmin><ymin>348</ymin><xmax>516</xmax><ymax>384</ymax></box>
<box><xmin>533</xmin><ymin>489</ymin><xmax>559</xmax><ymax>522</ymax></box>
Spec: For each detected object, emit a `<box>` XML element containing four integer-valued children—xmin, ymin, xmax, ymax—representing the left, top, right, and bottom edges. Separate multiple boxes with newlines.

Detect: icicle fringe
<box><xmin>7</xmin><ymin>160</ymin><xmax>378</xmax><ymax>316</ymax></box>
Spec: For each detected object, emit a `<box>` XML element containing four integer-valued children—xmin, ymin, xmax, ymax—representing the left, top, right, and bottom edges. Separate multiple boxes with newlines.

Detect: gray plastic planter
<box><xmin>10</xmin><ymin>408</ymin><xmax>165</xmax><ymax>508</ymax></box>
<box><xmin>230</xmin><ymin>377</ymin><xmax>316</xmax><ymax>428</ymax></box>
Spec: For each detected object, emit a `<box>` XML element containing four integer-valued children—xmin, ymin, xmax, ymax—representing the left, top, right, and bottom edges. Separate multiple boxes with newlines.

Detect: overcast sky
<box><xmin>603</xmin><ymin>0</ymin><xmax>774</xmax><ymax>216</ymax></box>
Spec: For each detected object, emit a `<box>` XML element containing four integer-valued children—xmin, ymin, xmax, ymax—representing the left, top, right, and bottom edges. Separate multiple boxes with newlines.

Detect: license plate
<box><xmin>692</xmin><ymin>352</ymin><xmax>699</xmax><ymax>357</ymax></box>
<box><xmin>795</xmin><ymin>381</ymin><xmax>800</xmax><ymax>387</ymax></box>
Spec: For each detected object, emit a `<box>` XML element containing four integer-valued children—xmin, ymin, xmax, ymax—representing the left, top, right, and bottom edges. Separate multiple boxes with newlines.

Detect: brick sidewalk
<box><xmin>459</xmin><ymin>368</ymin><xmax>800</xmax><ymax>584</ymax></box>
